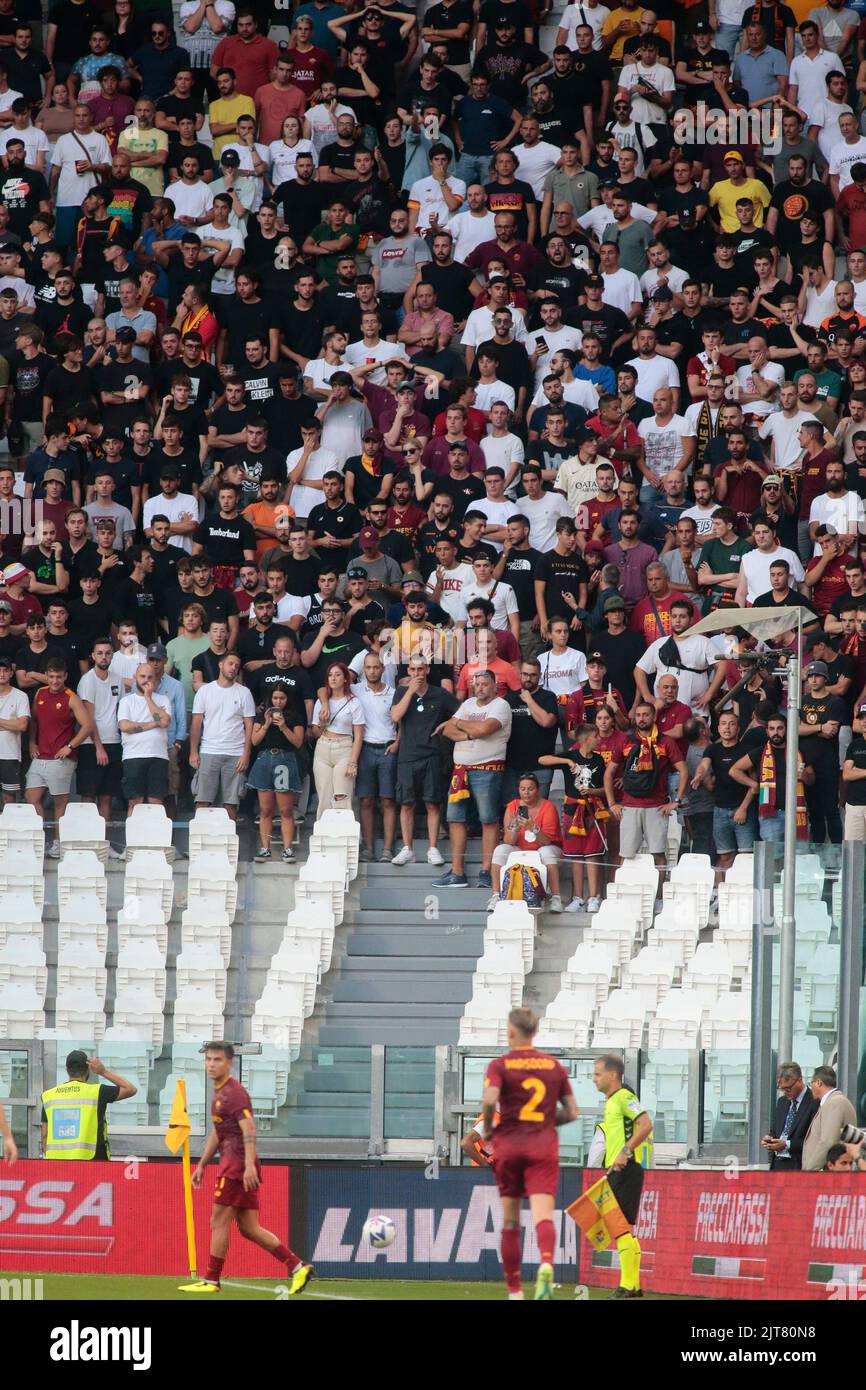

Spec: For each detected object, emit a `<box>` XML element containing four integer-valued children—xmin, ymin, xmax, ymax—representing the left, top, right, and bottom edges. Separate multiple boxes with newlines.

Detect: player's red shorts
<box><xmin>213</xmin><ymin>1168</ymin><xmax>261</xmax><ymax>1210</ymax></box>
<box><xmin>492</xmin><ymin>1137</ymin><xmax>559</xmax><ymax>1198</ymax></box>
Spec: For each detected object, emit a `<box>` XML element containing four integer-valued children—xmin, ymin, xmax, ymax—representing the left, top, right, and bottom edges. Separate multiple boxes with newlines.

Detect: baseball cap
<box><xmin>160</xmin><ymin>464</ymin><xmax>181</xmax><ymax>479</ymax></box>
<box><xmin>815</xmin><ymin>523</ymin><xmax>839</xmax><ymax>538</ymax></box>
<box><xmin>584</xmin><ymin>540</ymin><xmax>605</xmax><ymax>556</ymax></box>
<box><xmin>115</xmin><ymin>325</ymin><xmax>137</xmax><ymax>343</ymax></box>
<box><xmin>66</xmin><ymin>1049</ymin><xmax>89</xmax><ymax>1072</ymax></box>
<box><xmin>402</xmin><ymin>570</ymin><xmax>425</xmax><ymax>586</ymax></box>
<box><xmin>358</xmin><ymin>526</ymin><xmax>379</xmax><ymax>546</ymax></box>
<box><xmin>146</xmin><ymin>642</ymin><xmax>167</xmax><ymax>661</ymax></box>
<box><xmin>0</xmin><ymin>656</ymin><xmax>11</xmax><ymax>669</ymax></box>
<box><xmin>586</xmin><ymin>650</ymin><xmax>607</xmax><ymax>665</ymax></box>
<box><xmin>805</xmin><ymin>660</ymin><xmax>829</xmax><ymax>677</ymax></box>
<box><xmin>494</xmin><ymin>14</ymin><xmax>516</xmax><ymax>25</ymax></box>
<box><xmin>694</xmin><ymin>19</ymin><xmax>712</xmax><ymax>31</ymax></box>
<box><xmin>42</xmin><ymin>467</ymin><xmax>65</xmax><ymax>483</ymax></box>
<box><xmin>0</xmin><ymin>601</ymin><xmax>11</xmax><ymax>614</ymax></box>
<box><xmin>2</xmin><ymin>561</ymin><xmax>28</xmax><ymax>584</ymax></box>
<box><xmin>724</xmin><ymin>150</ymin><xmax>745</xmax><ymax>163</ymax></box>
<box><xmin>761</xmin><ymin>475</ymin><xmax>783</xmax><ymax>488</ymax></box>
<box><xmin>363</xmin><ymin>427</ymin><xmax>384</xmax><ymax>443</ymax></box>
<box><xmin>585</xmin><ymin>274</ymin><xmax>605</xmax><ymax>289</ymax></box>
<box><xmin>220</xmin><ymin>149</ymin><xmax>241</xmax><ymax>167</ymax></box>
<box><xmin>396</xmin><ymin>380</ymin><xmax>417</xmax><ymax>395</ymax></box>
<box><xmin>346</xmin><ymin>564</ymin><xmax>367</xmax><ymax>579</ymax></box>
<box><xmin>603</xmin><ymin>596</ymin><xmax>626</xmax><ymax>613</ymax></box>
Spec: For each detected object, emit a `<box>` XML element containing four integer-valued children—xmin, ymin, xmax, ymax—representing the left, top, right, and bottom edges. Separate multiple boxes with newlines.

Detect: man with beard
<box><xmin>407</xmin><ymin>229</ymin><xmax>480</xmax><ymax>328</ymax></box>
<box><xmin>730</xmin><ymin>712</ymin><xmax>814</xmax><ymax>845</ymax></box>
<box><xmin>808</xmin><ymin>458</ymin><xmax>866</xmax><ymax>555</ymax></box>
<box><xmin>527</xmin><ymin>232</ymin><xmax>586</xmax><ymax>308</ymax></box>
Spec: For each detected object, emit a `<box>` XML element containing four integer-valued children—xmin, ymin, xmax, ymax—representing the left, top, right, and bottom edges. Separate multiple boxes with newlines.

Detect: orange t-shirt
<box><xmin>456</xmin><ymin>656</ymin><xmax>521</xmax><ymax>698</ymax></box>
<box><xmin>503</xmin><ymin>797</ymin><xmax>562</xmax><ymax>848</ymax></box>
<box><xmin>243</xmin><ymin>501</ymin><xmax>296</xmax><ymax>563</ymax></box>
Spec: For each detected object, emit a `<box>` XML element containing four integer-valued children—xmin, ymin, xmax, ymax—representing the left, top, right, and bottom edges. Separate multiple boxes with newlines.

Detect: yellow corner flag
<box><xmin>566</xmin><ymin>1175</ymin><xmax>630</xmax><ymax>1252</ymax></box>
<box><xmin>165</xmin><ymin>1078</ymin><xmax>191</xmax><ymax>1153</ymax></box>
<box><xmin>165</xmin><ymin>1079</ymin><xmax>197</xmax><ymax>1281</ymax></box>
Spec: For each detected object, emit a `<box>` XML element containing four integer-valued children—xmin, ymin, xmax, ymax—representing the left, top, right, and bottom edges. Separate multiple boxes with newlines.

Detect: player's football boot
<box><xmin>289</xmin><ymin>1263</ymin><xmax>315</xmax><ymax>1295</ymax></box>
<box><xmin>609</xmin><ymin>1286</ymin><xmax>643</xmax><ymax>1299</ymax></box>
<box><xmin>179</xmin><ymin>1280</ymin><xmax>220</xmax><ymax>1293</ymax></box>
<box><xmin>534</xmin><ymin>1263</ymin><xmax>554</xmax><ymax>1301</ymax></box>
<box><xmin>507</xmin><ymin>1290</ymin><xmax>525</xmax><ymax>1300</ymax></box>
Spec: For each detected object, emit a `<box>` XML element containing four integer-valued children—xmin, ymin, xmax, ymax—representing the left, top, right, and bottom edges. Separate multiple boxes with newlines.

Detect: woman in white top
<box><xmin>268</xmin><ymin>114</ymin><xmax>318</xmax><ymax>186</ymax></box>
<box><xmin>539</xmin><ymin>618</ymin><xmax>589</xmax><ymax>714</ymax></box>
<box><xmin>311</xmin><ymin>660</ymin><xmax>365</xmax><ymax>817</ymax></box>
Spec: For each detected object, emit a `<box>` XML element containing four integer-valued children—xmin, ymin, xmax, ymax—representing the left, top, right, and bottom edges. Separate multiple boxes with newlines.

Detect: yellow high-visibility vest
<box><xmin>41</xmin><ymin>1080</ymin><xmax>105</xmax><ymax>1160</ymax></box>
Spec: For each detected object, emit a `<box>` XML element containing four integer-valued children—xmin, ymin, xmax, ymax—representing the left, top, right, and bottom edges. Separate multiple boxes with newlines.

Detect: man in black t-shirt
<box><xmin>800</xmin><ymin>660</ymin><xmax>847</xmax><ymax>847</ymax></box>
<box><xmin>843</xmin><ymin>726</ymin><xmax>866</xmax><ymax>839</ymax></box>
<box><xmin>692</xmin><ymin>709</ymin><xmax>756</xmax><ymax>868</ymax></box>
<box><xmin>299</xmin><ymin>599</ymin><xmax>365</xmax><ymax>689</ymax></box>
<box><xmin>307</xmin><ymin>472</ymin><xmax>363</xmax><ymax>575</ymax></box>
<box><xmin>499</xmin><ymin>515</ymin><xmax>542</xmax><ymax>651</ymax></box>
<box><xmin>503</xmin><ymin>657</ymin><xmax>558</xmax><ymax>802</ymax></box>
<box><xmin>193</xmin><ymin>483</ymin><xmax>257</xmax><ymax>584</ymax></box>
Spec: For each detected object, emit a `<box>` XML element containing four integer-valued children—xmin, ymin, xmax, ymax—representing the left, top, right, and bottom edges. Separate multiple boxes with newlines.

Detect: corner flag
<box><xmin>566</xmin><ymin>1175</ymin><xmax>630</xmax><ymax>1251</ymax></box>
<box><xmin>165</xmin><ymin>1078</ymin><xmax>191</xmax><ymax>1153</ymax></box>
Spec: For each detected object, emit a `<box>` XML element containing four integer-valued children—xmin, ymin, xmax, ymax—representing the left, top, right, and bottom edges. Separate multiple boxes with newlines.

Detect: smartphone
<box><xmin>535</xmin><ymin>336</ymin><xmax>549</xmax><ymax>353</ymax></box>
<box><xmin>518</xmin><ymin>804</ymin><xmax>529</xmax><ymax>820</ymax></box>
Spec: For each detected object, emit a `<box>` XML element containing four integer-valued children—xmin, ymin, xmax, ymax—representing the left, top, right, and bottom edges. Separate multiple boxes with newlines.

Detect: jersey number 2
<box><xmin>518</xmin><ymin>1077</ymin><xmax>546</xmax><ymax>1123</ymax></box>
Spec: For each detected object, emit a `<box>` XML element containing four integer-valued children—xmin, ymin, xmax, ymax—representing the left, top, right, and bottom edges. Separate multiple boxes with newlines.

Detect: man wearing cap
<box><xmin>342</xmin><ymin>429</ymin><xmax>396</xmax><ymax>512</ymax></box>
<box><xmin>592</xmin><ymin>596</ymin><xmax>649</xmax><ymax>711</ymax></box>
<box><xmin>142</xmin><ymin>465</ymin><xmax>199</xmax><ymax>556</ymax></box>
<box><xmin>341</xmin><ymin>566</ymin><xmax>386</xmax><ymax>633</ymax></box>
<box><xmin>41</xmin><ymin>1050</ymin><xmax>137</xmax><ymax>1161</ymax></box>
<box><xmin>341</xmin><ymin>525</ymin><xmax>404</xmax><ymax>602</ymax></box>
<box><xmin>0</xmin><ymin>652</ymin><xmax>28</xmax><ymax>804</ymax></box>
<box><xmin>708</xmin><ymin>149</ymin><xmax>772</xmax><ymax>234</ymax></box>
<box><xmin>1</xmin><ymin>560</ymin><xmax>42</xmax><ymax>637</ymax></box>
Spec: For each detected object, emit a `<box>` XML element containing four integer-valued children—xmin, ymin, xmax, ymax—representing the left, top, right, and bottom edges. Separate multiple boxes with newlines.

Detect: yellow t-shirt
<box><xmin>708</xmin><ymin>176</ymin><xmax>771</xmax><ymax>234</ymax></box>
<box><xmin>602</xmin><ymin>6</ymin><xmax>642</xmax><ymax>61</ymax></box>
<box><xmin>117</xmin><ymin>125</ymin><xmax>169</xmax><ymax>196</ymax></box>
<box><xmin>602</xmin><ymin>1086</ymin><xmax>647</xmax><ymax>1167</ymax></box>
<box><xmin>209</xmin><ymin>94</ymin><xmax>256</xmax><ymax>159</ymax></box>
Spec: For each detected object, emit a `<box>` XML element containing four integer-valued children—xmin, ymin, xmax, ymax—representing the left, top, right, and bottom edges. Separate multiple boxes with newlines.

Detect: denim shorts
<box><xmin>759</xmin><ymin>810</ymin><xmax>785</xmax><ymax>842</ymax></box>
<box><xmin>247</xmin><ymin>747</ymin><xmax>301</xmax><ymax>794</ymax></box>
<box><xmin>357</xmin><ymin>743</ymin><xmax>397</xmax><ymax>798</ymax></box>
<box><xmin>446</xmin><ymin>767</ymin><xmax>503</xmax><ymax>824</ymax></box>
<box><xmin>713</xmin><ymin>805</ymin><xmax>757</xmax><ymax>854</ymax></box>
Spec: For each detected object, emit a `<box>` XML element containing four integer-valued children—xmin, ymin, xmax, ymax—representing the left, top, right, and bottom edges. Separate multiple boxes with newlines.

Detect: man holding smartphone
<box><xmin>762</xmin><ymin>1062</ymin><xmax>818</xmax><ymax>1170</ymax></box>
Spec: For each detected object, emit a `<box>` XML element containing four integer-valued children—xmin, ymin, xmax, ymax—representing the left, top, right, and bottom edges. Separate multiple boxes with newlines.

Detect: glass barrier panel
<box><xmin>261</xmin><ymin>1044</ymin><xmax>373</xmax><ymax>1141</ymax></box>
<box><xmin>384</xmin><ymin>1046</ymin><xmax>435</xmax><ymax>1141</ymax></box>
<box><xmin>641</xmin><ymin>1048</ymin><xmax>691</xmax><ymax>1146</ymax></box>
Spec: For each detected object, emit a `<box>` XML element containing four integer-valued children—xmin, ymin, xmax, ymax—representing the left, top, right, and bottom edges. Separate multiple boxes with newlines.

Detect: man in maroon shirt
<box><xmin>209</xmin><ymin>12</ymin><xmax>280</xmax><ymax>98</ymax></box>
<box><xmin>184</xmin><ymin>1041</ymin><xmax>313</xmax><ymax>1296</ymax></box>
<box><xmin>711</xmin><ymin>428</ymin><xmax>768</xmax><ymax>522</ymax></box>
<box><xmin>604</xmin><ymin>699</ymin><xmax>688</xmax><ymax>891</ymax></box>
<box><xmin>464</xmin><ymin>211</ymin><xmax>543</xmax><ymax>288</ymax></box>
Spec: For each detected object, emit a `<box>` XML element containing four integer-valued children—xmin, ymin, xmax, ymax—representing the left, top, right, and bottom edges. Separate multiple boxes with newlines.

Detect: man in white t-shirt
<box><xmin>637</xmin><ymin>387</ymin><xmax>694</xmax><ymax>500</ymax></box>
<box><xmin>0</xmin><ymin>655</ymin><xmax>29</xmax><ymax>802</ymax></box>
<box><xmin>432</xmin><ymin>668</ymin><xmax>512</xmax><ymax>889</ymax></box>
<box><xmin>305</xmin><ymin>90</ymin><xmax>355</xmax><ymax>157</ymax></box>
<box><xmin>49</xmin><ymin>103</ymin><xmax>111</xmax><ymax>248</ymax></box>
<box><xmin>735</xmin><ymin>518</ymin><xmax>806</xmax><ymax>605</ymax></box>
<box><xmin>450</xmin><ymin>186</ymin><xmax>497</xmax><ymax>262</ymax></box>
<box><xmin>461</xmin><ymin>555</ymin><xmax>520</xmax><ymax>639</ymax></box>
<box><xmin>681</xmin><ymin>476</ymin><xmax>719</xmax><ymax>540</ymax></box>
<box><xmin>599</xmin><ymin>242</ymin><xmax>643</xmax><ymax>318</ymax></box>
<box><xmin>788</xmin><ymin>32</ymin><xmax>844</xmax><ymax>123</ymax></box>
<box><xmin>77</xmin><ymin>637</ymin><xmax>123</xmax><ymax>828</ymax></box>
<box><xmin>512</xmin><ymin>116</ymin><xmax>561</xmax><ymax>198</ymax></box>
<box><xmin>635</xmin><ymin>598</ymin><xmax>725</xmax><ymax>713</ymax></box>
<box><xmin>142</xmin><ymin>466</ymin><xmax>199</xmax><ymax>554</ymax></box>
<box><xmin>473</xmin><ymin>467</ymin><xmax>515</xmax><ymax>551</ymax></box>
<box><xmin>189</xmin><ymin>652</ymin><xmax>256</xmax><ymax>818</ymax></box>
<box><xmin>109</xmin><ymin>623</ymin><xmax>147</xmax><ymax>692</ymax></box>
<box><xmin>627</xmin><ymin>326</ymin><xmax>681</xmax><ymax>407</ymax></box>
<box><xmin>407</xmin><ymin>146</ymin><xmax>466</xmax><ymax>233</ymax></box>
<box><xmin>808</xmin><ymin>459</ymin><xmax>866</xmax><ymax>554</ymax></box>
<box><xmin>828</xmin><ymin>114</ymin><xmax>866</xmax><ymax>197</ymax></box>
<box><xmin>431</xmin><ymin>537</ymin><xmax>476</xmax><ymax>623</ymax></box>
<box><xmin>734</xmin><ymin>335</ymin><xmax>784</xmax><ymax>421</ymax></box>
<box><xmin>520</xmin><ymin>464</ymin><xmax>573</xmax><ymax>551</ymax></box>
<box><xmin>117</xmin><ymin>662</ymin><xmax>172</xmax><ymax>808</ymax></box>
<box><xmin>759</xmin><ymin>381</ymin><xmax>817</xmax><ymax>470</ymax></box>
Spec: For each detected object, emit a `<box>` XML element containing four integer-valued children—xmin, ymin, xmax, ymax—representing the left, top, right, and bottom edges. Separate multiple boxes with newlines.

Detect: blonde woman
<box><xmin>311</xmin><ymin>660</ymin><xmax>365</xmax><ymax>817</ymax></box>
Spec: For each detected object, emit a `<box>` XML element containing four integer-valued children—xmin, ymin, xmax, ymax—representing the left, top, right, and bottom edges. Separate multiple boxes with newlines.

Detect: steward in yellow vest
<box><xmin>41</xmin><ymin>1050</ymin><xmax>137</xmax><ymax>1160</ymax></box>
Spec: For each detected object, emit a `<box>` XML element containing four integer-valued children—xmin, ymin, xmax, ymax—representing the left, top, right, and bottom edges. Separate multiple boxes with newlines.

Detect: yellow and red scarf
<box><xmin>448</xmin><ymin>761</ymin><xmax>504</xmax><ymax>803</ymax></box>
<box><xmin>758</xmin><ymin>741</ymin><xmax>808</xmax><ymax>839</ymax></box>
<box><xmin>627</xmin><ymin>725</ymin><xmax>662</xmax><ymax>772</ymax></box>
<box><xmin>563</xmin><ymin>793</ymin><xmax>609</xmax><ymax>837</ymax></box>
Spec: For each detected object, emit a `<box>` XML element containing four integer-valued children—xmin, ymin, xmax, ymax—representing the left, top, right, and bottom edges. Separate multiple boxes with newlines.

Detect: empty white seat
<box><xmin>458</xmin><ymin>986</ymin><xmax>509</xmax><ymax>1046</ymax></box>
<box><xmin>58</xmin><ymin>804</ymin><xmax>108</xmax><ymax>861</ymax></box>
<box><xmin>176</xmin><ymin>944</ymin><xmax>227</xmax><ymax>1007</ymax></box>
<box><xmin>802</xmin><ymin>944</ymin><xmax>841</xmax><ymax>1032</ymax></box>
<box><xmin>57</xmin><ymin>852</ymin><xmax>106</xmax><ymax>912</ymax></box>
<box><xmin>536</xmin><ymin>991</ymin><xmax>591</xmax><ymax>1049</ymax></box>
<box><xmin>704</xmin><ymin>1050</ymin><xmax>750</xmax><ymax>1130</ymax></box>
<box><xmin>792</xmin><ymin>901</ymin><xmax>832</xmax><ymax>960</ymax></box>
<box><xmin>0</xmin><ymin>981</ymin><xmax>44</xmax><ymax>1037</ymax></box>
<box><xmin>645</xmin><ymin>910</ymin><xmax>699</xmax><ymax>969</ymax></box>
<box><xmin>606</xmin><ymin>882</ymin><xmax>654</xmax><ymax>932</ymax></box>
<box><xmin>250</xmin><ymin>981</ymin><xmax>305</xmax><ymax>1055</ymax></box>
<box><xmin>117</xmin><ymin>898</ymin><xmax>169</xmax><ymax>956</ymax></box>
<box><xmin>125</xmin><ymin>851</ymin><xmax>174</xmax><ymax>921</ymax></box>
<box><xmin>0</xmin><ymin>804</ymin><xmax>44</xmax><ymax>860</ymax></box>
<box><xmin>726</xmin><ymin>853</ymin><xmax>754</xmax><ymax>884</ymax></box>
<box><xmin>483</xmin><ymin>919</ymin><xmax>535</xmax><ymax>972</ymax></box>
<box><xmin>622</xmin><ymin>946</ymin><xmax>676</xmax><ymax>1013</ymax></box>
<box><xmin>297</xmin><ymin>853</ymin><xmax>345</xmax><ymax>917</ymax></box>
<box><xmin>0</xmin><ymin>935</ymin><xmax>46</xmax><ymax>998</ymax></box>
<box><xmin>0</xmin><ymin>848</ymin><xmax>44</xmax><ymax>906</ymax></box>
<box><xmin>57</xmin><ymin>939</ymin><xmax>107</xmax><ymax>1004</ymax></box>
<box><xmin>186</xmin><ymin>851</ymin><xmax>238</xmax><ymax>921</ymax></box>
<box><xmin>715</xmin><ymin>922</ymin><xmax>752</xmax><ymax>976</ymax></box>
<box><xmin>586</xmin><ymin>904</ymin><xmax>641</xmax><ymax>968</ymax></box>
<box><xmin>125</xmin><ymin>804</ymin><xmax>173</xmax><ymax>854</ymax></box>
<box><xmin>116</xmin><ymin>937</ymin><xmax>167</xmax><ymax>1004</ymax></box>
<box><xmin>717</xmin><ymin>883</ymin><xmax>753</xmax><ymax>935</ymax></box>
<box><xmin>560</xmin><ymin>942</ymin><xmax>614</xmax><ymax>1013</ymax></box>
<box><xmin>112</xmin><ymin>985</ymin><xmax>164</xmax><ymax>1046</ymax></box>
<box><xmin>279</xmin><ymin>925</ymin><xmax>324</xmax><ymax>981</ymax></box>
<box><xmin>182</xmin><ymin>905</ymin><xmax>232</xmax><ymax>968</ymax></box>
<box><xmin>268</xmin><ymin>938</ymin><xmax>320</xmax><ymax>1015</ymax></box>
<box><xmin>57</xmin><ymin>894</ymin><xmax>108</xmax><ymax>953</ymax></box>
<box><xmin>592</xmin><ymin>989</ymin><xmax>646</xmax><ymax>1048</ymax></box>
<box><xmin>244</xmin><ymin>1050</ymin><xmax>290</xmax><ymax>1115</ymax></box>
<box><xmin>703</xmin><ymin>992</ymin><xmax>751</xmax><ymax>1048</ymax></box>
<box><xmin>0</xmin><ymin>891</ymin><xmax>43</xmax><ymax>943</ymax></box>
<box><xmin>172</xmin><ymin>985</ymin><xmax>223</xmax><ymax>1041</ymax></box>
<box><xmin>286</xmin><ymin>906</ymin><xmax>335</xmax><ymax>973</ymax></box>
<box><xmin>97</xmin><ymin>1040</ymin><xmax>155</xmax><ymax>1091</ymax></box>
<box><xmin>309</xmin><ymin>809</ymin><xmax>361</xmax><ymax>882</ymax></box>
<box><xmin>472</xmin><ymin>944</ymin><xmax>524</xmax><ymax>1008</ymax></box>
<box><xmin>188</xmin><ymin>808</ymin><xmax>239</xmax><ymax>867</ymax></box>
<box><xmin>647</xmin><ymin>989</ymin><xmax>703</xmax><ymax>1047</ymax></box>
<box><xmin>53</xmin><ymin>985</ymin><xmax>105</xmax><ymax>1040</ymax></box>
<box><xmin>683</xmin><ymin>943</ymin><xmax>734</xmax><ymax>1013</ymax></box>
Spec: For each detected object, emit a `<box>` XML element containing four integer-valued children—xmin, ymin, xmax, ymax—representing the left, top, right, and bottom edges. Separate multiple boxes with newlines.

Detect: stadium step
<box><xmin>338</xmin><ymin>954</ymin><xmax>474</xmax><ymax>974</ymax></box>
<box><xmin>345</xmin><ymin>932</ymin><xmax>485</xmax><ymax>958</ymax></box>
<box><xmin>285</xmin><ymin>1111</ymin><xmax>372</xmax><ymax>1138</ymax></box>
<box><xmin>325</xmin><ymin>1003</ymin><xmax>465</xmax><ymax>1021</ymax></box>
<box><xmin>358</xmin><ymin>887</ymin><xmax>491</xmax><ymax>911</ymax></box>
<box><xmin>318</xmin><ymin>1023</ymin><xmax>463</xmax><ymax>1045</ymax></box>
<box><xmin>333</xmin><ymin>978</ymin><xmax>472</xmax><ymax>1004</ymax></box>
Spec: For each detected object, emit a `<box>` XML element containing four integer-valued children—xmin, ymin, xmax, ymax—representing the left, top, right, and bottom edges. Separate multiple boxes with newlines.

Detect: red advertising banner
<box><xmin>582</xmin><ymin>1167</ymin><xmax>866</xmax><ymax>1301</ymax></box>
<box><xmin>0</xmin><ymin>1161</ymin><xmax>290</xmax><ymax>1276</ymax></box>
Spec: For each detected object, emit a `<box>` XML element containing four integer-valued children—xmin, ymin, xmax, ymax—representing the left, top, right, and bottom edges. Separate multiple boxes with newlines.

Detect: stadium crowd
<box><xmin>4</xmin><ymin>0</ymin><xmax>866</xmax><ymax>900</ymax></box>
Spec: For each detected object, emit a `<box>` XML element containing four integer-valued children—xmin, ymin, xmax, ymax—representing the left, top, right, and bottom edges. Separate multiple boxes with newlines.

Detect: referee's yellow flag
<box><xmin>165</xmin><ymin>1079</ymin><xmax>191</xmax><ymax>1154</ymax></box>
<box><xmin>566</xmin><ymin>1175</ymin><xmax>630</xmax><ymax>1251</ymax></box>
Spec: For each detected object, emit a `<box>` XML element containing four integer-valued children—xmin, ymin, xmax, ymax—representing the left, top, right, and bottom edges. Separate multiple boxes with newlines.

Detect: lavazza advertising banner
<box><xmin>0</xmin><ymin>1161</ymin><xmax>290</xmax><ymax>1276</ymax></box>
<box><xmin>298</xmin><ymin>1163</ymin><xmax>866</xmax><ymax>1299</ymax></box>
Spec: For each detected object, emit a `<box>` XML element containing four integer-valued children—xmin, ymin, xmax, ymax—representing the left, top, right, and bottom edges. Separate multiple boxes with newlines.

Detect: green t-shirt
<box><xmin>166</xmin><ymin>633</ymin><xmax>211</xmax><ymax>711</ymax></box>
<box><xmin>309</xmin><ymin>220</ymin><xmax>361</xmax><ymax>284</ymax></box>
<box><xmin>698</xmin><ymin>535</ymin><xmax>753</xmax><ymax>613</ymax></box>
<box><xmin>603</xmin><ymin>1086</ymin><xmax>647</xmax><ymax>1168</ymax></box>
<box><xmin>601</xmin><ymin>218</ymin><xmax>653</xmax><ymax>276</ymax></box>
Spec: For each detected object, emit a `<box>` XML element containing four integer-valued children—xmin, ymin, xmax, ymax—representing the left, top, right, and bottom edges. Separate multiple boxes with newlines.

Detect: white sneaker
<box><xmin>586</xmin><ymin>896</ymin><xmax>601</xmax><ymax>913</ymax></box>
<box><xmin>548</xmin><ymin>894</ymin><xmax>563</xmax><ymax>913</ymax></box>
<box><xmin>391</xmin><ymin>846</ymin><xmax>415</xmax><ymax>866</ymax></box>
<box><xmin>565</xmin><ymin>896</ymin><xmax>585</xmax><ymax>913</ymax></box>
<box><xmin>508</xmin><ymin>1291</ymin><xmax>525</xmax><ymax>1301</ymax></box>
<box><xmin>426</xmin><ymin>846</ymin><xmax>445</xmax><ymax>866</ymax></box>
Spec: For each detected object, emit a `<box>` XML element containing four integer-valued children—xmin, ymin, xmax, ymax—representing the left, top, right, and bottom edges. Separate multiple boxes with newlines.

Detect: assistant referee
<box><xmin>593</xmin><ymin>1054</ymin><xmax>654</xmax><ymax>1300</ymax></box>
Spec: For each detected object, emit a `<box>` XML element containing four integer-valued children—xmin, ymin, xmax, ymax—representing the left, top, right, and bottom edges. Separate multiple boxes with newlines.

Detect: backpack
<box><xmin>621</xmin><ymin>739</ymin><xmax>660</xmax><ymax>799</ymax></box>
<box><xmin>500</xmin><ymin>862</ymin><xmax>546</xmax><ymax>911</ymax></box>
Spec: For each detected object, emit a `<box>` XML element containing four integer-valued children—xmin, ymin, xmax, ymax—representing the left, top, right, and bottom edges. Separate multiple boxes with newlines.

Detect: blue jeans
<box><xmin>759</xmin><ymin>811</ymin><xmax>785</xmax><ymax>842</ymax></box>
<box><xmin>446</xmin><ymin>767</ymin><xmax>503</xmax><ymax>824</ymax></box>
<box><xmin>714</xmin><ymin>23</ymin><xmax>742</xmax><ymax>56</ymax></box>
<box><xmin>713</xmin><ymin>805</ymin><xmax>758</xmax><ymax>853</ymax></box>
<box><xmin>455</xmin><ymin>152</ymin><xmax>492</xmax><ymax>187</ymax></box>
<box><xmin>640</xmin><ymin>481</ymin><xmax>665</xmax><ymax>506</ymax></box>
<box><xmin>55</xmin><ymin>206</ymin><xmax>80</xmax><ymax>254</ymax></box>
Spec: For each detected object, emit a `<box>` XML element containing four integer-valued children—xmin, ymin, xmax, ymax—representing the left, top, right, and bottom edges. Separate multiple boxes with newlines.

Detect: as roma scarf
<box><xmin>758</xmin><ymin>740</ymin><xmax>808</xmax><ymax>839</ymax></box>
<box><xmin>628</xmin><ymin>726</ymin><xmax>662</xmax><ymax>773</ymax></box>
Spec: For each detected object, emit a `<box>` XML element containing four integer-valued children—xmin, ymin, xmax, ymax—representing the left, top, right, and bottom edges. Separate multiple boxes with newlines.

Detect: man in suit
<box><xmin>802</xmin><ymin>1065</ymin><xmax>858</xmax><ymax>1172</ymax></box>
<box><xmin>762</xmin><ymin>1062</ymin><xmax>819</xmax><ymax>1170</ymax></box>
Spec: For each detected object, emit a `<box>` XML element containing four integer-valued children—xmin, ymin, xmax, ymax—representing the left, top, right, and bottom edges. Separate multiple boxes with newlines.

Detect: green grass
<box><xmin>0</xmin><ymin>1272</ymin><xmax>703</xmax><ymax>1302</ymax></box>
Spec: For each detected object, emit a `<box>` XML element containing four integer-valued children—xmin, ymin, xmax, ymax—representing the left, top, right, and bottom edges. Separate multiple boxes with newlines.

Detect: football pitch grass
<box><xmin>1</xmin><ymin>1271</ymin><xmax>705</xmax><ymax>1301</ymax></box>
